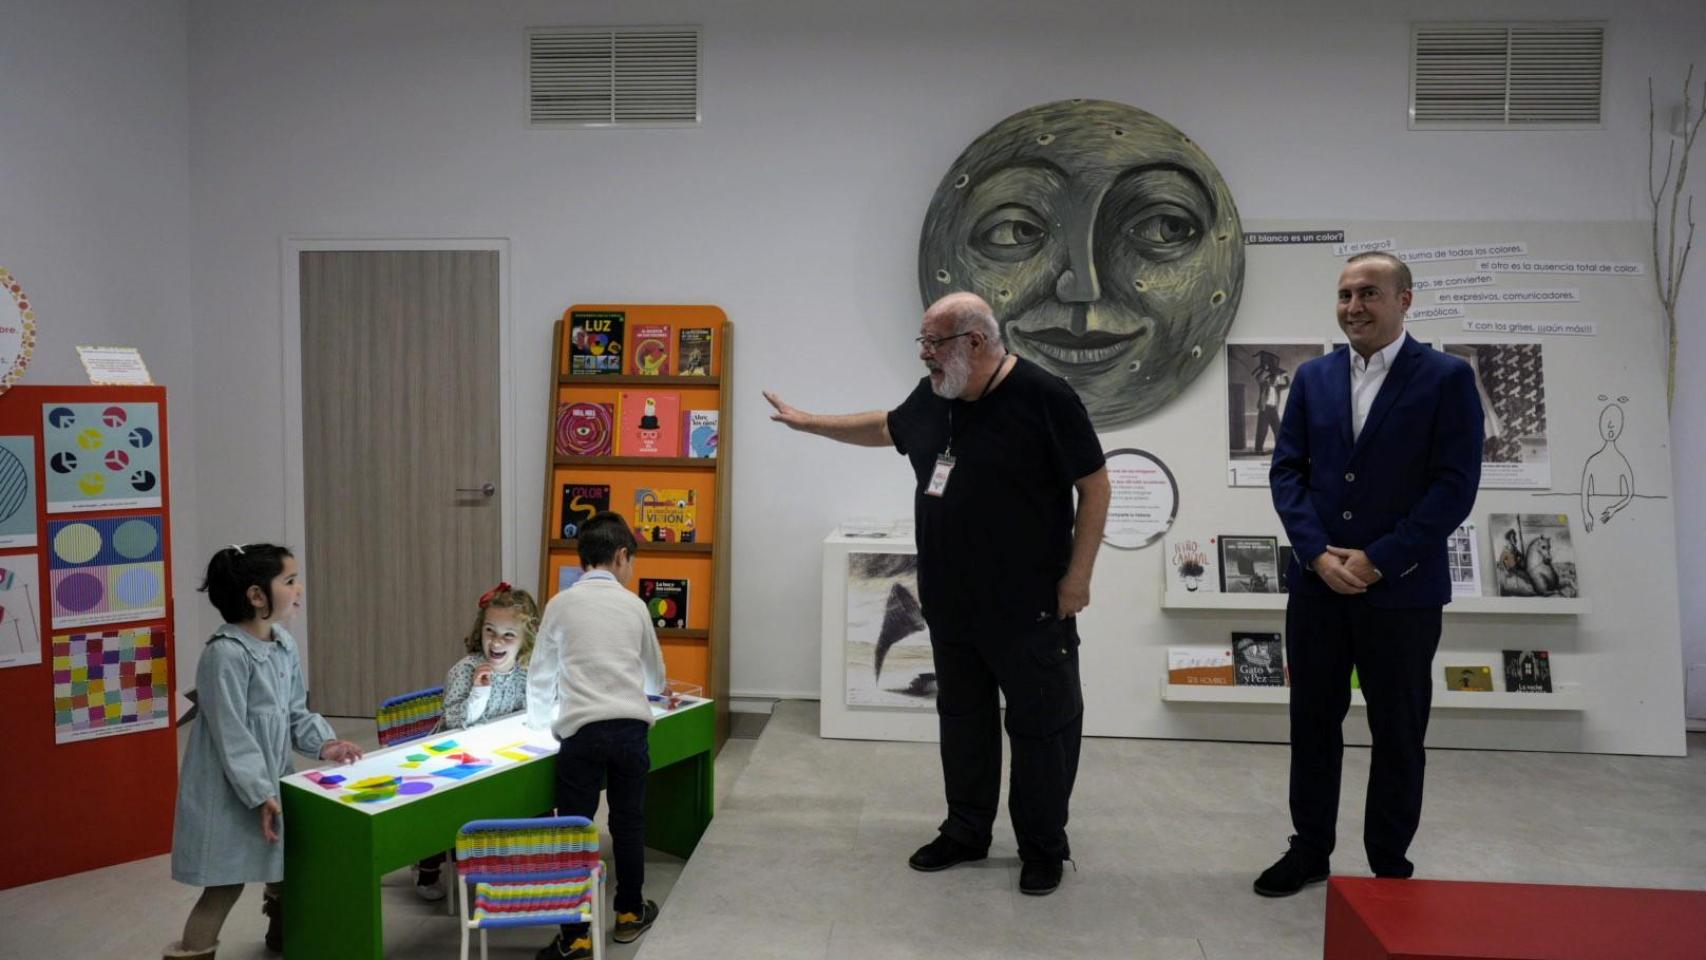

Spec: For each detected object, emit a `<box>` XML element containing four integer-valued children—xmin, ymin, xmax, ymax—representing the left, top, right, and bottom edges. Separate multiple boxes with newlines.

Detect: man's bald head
<box><xmin>925</xmin><ymin>292</ymin><xmax>1001</xmax><ymax>353</ymax></box>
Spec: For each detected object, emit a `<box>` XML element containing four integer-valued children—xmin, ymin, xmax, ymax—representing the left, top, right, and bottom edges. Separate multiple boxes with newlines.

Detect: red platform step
<box><xmin>1326</xmin><ymin>876</ymin><xmax>1706</xmax><ymax>960</ymax></box>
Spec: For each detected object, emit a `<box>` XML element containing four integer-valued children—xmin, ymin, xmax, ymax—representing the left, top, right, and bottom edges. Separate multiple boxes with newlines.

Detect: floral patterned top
<box><xmin>441</xmin><ymin>653</ymin><xmax>529</xmax><ymax>730</ymax></box>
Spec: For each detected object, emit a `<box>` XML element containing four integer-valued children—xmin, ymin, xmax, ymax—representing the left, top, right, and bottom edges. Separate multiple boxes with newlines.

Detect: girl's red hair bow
<box><xmin>478</xmin><ymin>581</ymin><xmax>512</xmax><ymax>609</ymax></box>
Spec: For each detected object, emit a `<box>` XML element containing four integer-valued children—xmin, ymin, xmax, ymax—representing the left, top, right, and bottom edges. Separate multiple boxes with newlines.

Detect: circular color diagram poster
<box><xmin>0</xmin><ymin>267</ymin><xmax>37</xmax><ymax>397</ymax></box>
<box><xmin>1102</xmin><ymin>448</ymin><xmax>1179</xmax><ymax>550</ymax></box>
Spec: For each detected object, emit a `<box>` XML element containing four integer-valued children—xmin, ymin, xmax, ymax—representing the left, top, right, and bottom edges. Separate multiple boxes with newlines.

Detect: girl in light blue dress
<box><xmin>165</xmin><ymin>545</ymin><xmax>362</xmax><ymax>960</ymax></box>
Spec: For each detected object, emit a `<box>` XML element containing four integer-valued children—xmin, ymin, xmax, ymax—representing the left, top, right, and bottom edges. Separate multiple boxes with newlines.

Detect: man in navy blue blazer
<box><xmin>1254</xmin><ymin>252</ymin><xmax>1483</xmax><ymax>897</ymax></box>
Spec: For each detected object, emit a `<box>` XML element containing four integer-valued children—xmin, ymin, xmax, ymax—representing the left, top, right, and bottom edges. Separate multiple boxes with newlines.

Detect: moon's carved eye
<box><xmin>971</xmin><ymin>205</ymin><xmax>1049</xmax><ymax>261</ymax></box>
<box><xmin>1123</xmin><ymin>206</ymin><xmax>1202</xmax><ymax>260</ymax></box>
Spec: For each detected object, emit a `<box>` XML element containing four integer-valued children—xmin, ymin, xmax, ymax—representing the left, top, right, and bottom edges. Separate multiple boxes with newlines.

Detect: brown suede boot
<box><xmin>261</xmin><ymin>893</ymin><xmax>282</xmax><ymax>952</ymax></box>
<box><xmin>163</xmin><ymin>941</ymin><xmax>217</xmax><ymax>960</ymax></box>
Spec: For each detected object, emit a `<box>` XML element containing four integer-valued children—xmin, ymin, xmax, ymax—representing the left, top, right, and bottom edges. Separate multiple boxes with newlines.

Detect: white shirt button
<box><xmin>1342</xmin><ymin>510</ymin><xmax>1353</xmax><ymax>520</ymax></box>
<box><xmin>1345</xmin><ymin>472</ymin><xmax>1356</xmax><ymax>482</ymax></box>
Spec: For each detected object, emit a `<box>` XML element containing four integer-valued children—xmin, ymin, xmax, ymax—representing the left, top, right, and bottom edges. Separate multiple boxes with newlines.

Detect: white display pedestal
<box><xmin>820</xmin><ymin>525</ymin><xmax>939</xmax><ymax>742</ymax></box>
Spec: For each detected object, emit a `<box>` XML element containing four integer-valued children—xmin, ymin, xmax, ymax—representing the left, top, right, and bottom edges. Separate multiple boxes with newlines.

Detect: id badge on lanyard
<box><xmin>926</xmin><ymin>454</ymin><xmax>955</xmax><ymax>497</ymax></box>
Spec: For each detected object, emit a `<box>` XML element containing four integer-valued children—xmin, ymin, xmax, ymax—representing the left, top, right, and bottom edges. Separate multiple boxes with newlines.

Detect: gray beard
<box><xmin>931</xmin><ymin>353</ymin><xmax>972</xmax><ymax>399</ymax></box>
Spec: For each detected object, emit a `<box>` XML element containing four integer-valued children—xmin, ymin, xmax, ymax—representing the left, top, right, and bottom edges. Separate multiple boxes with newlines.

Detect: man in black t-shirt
<box><xmin>765</xmin><ymin>292</ymin><xmax>1109</xmax><ymax>896</ymax></box>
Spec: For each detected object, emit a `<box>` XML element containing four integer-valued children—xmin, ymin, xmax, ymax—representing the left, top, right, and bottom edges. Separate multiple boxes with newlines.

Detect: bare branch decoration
<box><xmin>1650</xmin><ymin>65</ymin><xmax>1703</xmax><ymax>413</ymax></box>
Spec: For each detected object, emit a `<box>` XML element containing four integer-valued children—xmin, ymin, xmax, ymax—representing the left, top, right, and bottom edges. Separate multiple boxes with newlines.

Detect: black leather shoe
<box><xmin>1253</xmin><ymin>838</ymin><xmax>1330</xmax><ymax>898</ymax></box>
<box><xmin>1019</xmin><ymin>859</ymin><xmax>1063</xmax><ymax>896</ymax></box>
<box><xmin>907</xmin><ymin>834</ymin><xmax>988</xmax><ymax>872</ymax></box>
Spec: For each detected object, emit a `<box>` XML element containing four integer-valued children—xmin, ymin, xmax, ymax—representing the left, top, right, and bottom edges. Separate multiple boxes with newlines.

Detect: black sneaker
<box><xmin>535</xmin><ymin>933</ymin><xmax>592</xmax><ymax>960</ymax></box>
<box><xmin>612</xmin><ymin>900</ymin><xmax>659</xmax><ymax>944</ymax></box>
<box><xmin>907</xmin><ymin>834</ymin><xmax>989</xmax><ymax>872</ymax></box>
<box><xmin>1253</xmin><ymin>837</ymin><xmax>1330</xmax><ymax>898</ymax></box>
<box><xmin>1018</xmin><ymin>859</ymin><xmax>1063</xmax><ymax>896</ymax></box>
<box><xmin>260</xmin><ymin>893</ymin><xmax>283</xmax><ymax>952</ymax></box>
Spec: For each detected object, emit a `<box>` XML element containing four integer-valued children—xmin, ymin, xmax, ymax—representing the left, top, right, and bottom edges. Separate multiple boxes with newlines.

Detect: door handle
<box><xmin>457</xmin><ymin>483</ymin><xmax>496</xmax><ymax>498</ymax></box>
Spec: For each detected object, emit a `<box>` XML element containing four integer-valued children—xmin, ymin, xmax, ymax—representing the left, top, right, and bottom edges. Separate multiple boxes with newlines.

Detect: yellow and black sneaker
<box><xmin>612</xmin><ymin>900</ymin><xmax>660</xmax><ymax>944</ymax></box>
<box><xmin>534</xmin><ymin>932</ymin><xmax>592</xmax><ymax>960</ymax></box>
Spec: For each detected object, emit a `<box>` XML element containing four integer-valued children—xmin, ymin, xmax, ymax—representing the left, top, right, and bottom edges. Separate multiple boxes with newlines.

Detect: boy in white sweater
<box><xmin>527</xmin><ymin>512</ymin><xmax>667</xmax><ymax>960</ymax></box>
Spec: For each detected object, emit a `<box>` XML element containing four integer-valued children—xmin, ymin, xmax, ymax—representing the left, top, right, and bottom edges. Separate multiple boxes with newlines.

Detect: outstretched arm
<box><xmin>764</xmin><ymin>391</ymin><xmax>891</xmax><ymax>447</ymax></box>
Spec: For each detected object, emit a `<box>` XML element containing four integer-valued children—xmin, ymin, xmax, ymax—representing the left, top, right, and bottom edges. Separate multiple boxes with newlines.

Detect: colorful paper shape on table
<box><xmin>396</xmin><ymin>781</ymin><xmax>434</xmax><ymax>796</ymax></box>
<box><xmin>50</xmin><ymin>626</ymin><xmax>169</xmax><ymax>743</ymax></box>
<box><xmin>494</xmin><ymin>745</ymin><xmax>534</xmax><ymax>763</ymax></box>
<box><xmin>41</xmin><ymin>402</ymin><xmax>163</xmax><ymax>513</ymax></box>
<box><xmin>342</xmin><ymin>786</ymin><xmax>398</xmax><ymax>804</ymax></box>
<box><xmin>518</xmin><ymin>744</ymin><xmax>553</xmax><ymax>757</ymax></box>
<box><xmin>431</xmin><ymin>762</ymin><xmax>491</xmax><ymax>781</ymax></box>
<box><xmin>0</xmin><ymin>436</ymin><xmax>37</xmax><ymax>547</ymax></box>
<box><xmin>350</xmin><ymin>775</ymin><xmax>401</xmax><ymax>790</ymax></box>
<box><xmin>47</xmin><ymin>516</ymin><xmax>166</xmax><ymax>628</ymax></box>
<box><xmin>406</xmin><ymin>753</ymin><xmax>429</xmax><ymax>762</ymax></box>
<box><xmin>424</xmin><ymin>739</ymin><xmax>458</xmax><ymax>754</ymax></box>
<box><xmin>0</xmin><ymin>557</ymin><xmax>41</xmax><ymax>670</ymax></box>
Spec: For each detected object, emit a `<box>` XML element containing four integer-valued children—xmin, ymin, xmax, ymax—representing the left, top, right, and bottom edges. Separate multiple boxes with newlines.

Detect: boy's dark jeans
<box><xmin>555</xmin><ymin>718</ymin><xmax>650</xmax><ymax>939</ymax></box>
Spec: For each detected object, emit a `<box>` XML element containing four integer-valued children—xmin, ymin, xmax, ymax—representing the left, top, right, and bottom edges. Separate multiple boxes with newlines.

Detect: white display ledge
<box><xmin>1161</xmin><ymin>593</ymin><xmax>1589</xmax><ymax>616</ymax></box>
<box><xmin>1160</xmin><ymin>681</ymin><xmax>1585</xmax><ymax>711</ymax></box>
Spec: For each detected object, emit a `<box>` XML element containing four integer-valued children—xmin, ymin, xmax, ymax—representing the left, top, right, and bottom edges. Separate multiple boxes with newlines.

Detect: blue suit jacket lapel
<box><xmin>1349</xmin><ymin>336</ymin><xmax>1424</xmax><ymax>463</ymax></box>
<box><xmin>1325</xmin><ymin>347</ymin><xmax>1353</xmax><ymax>448</ymax></box>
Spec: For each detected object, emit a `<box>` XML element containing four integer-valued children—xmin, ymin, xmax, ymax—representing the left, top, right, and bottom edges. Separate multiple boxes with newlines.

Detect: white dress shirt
<box><xmin>1350</xmin><ymin>331</ymin><xmax>1407</xmax><ymax>442</ymax></box>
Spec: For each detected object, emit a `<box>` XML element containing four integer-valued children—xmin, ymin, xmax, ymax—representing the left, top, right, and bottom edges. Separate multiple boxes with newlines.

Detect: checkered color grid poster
<box><xmin>51</xmin><ymin>626</ymin><xmax>169</xmax><ymax>743</ymax></box>
<box><xmin>48</xmin><ymin>515</ymin><xmax>166</xmax><ymax>628</ymax></box>
<box><xmin>41</xmin><ymin>402</ymin><xmax>162</xmax><ymax>513</ymax></box>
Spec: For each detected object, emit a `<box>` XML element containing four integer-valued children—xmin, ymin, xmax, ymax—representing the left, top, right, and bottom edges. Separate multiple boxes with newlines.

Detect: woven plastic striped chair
<box><xmin>454</xmin><ymin>816</ymin><xmax>604</xmax><ymax>960</ymax></box>
<box><xmin>375</xmin><ymin>685</ymin><xmax>444</xmax><ymax>746</ymax></box>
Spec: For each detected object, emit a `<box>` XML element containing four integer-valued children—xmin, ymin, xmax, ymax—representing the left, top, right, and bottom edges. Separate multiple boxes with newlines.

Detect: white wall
<box><xmin>0</xmin><ymin>1</ymin><xmax>198</xmax><ymax>691</ymax></box>
<box><xmin>180</xmin><ymin>0</ymin><xmax>1706</xmax><ymax>725</ymax></box>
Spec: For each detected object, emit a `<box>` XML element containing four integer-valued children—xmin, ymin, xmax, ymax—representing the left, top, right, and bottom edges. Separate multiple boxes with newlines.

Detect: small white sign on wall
<box><xmin>76</xmin><ymin>346</ymin><xmax>153</xmax><ymax>385</ymax></box>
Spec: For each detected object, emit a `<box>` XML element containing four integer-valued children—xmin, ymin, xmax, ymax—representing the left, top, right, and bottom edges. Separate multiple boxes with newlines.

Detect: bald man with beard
<box><xmin>766</xmin><ymin>292</ymin><xmax>1110</xmax><ymax>896</ymax></box>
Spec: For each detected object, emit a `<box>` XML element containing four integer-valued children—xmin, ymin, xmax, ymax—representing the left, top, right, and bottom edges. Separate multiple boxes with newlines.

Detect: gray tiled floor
<box><xmin>2</xmin><ymin>704</ymin><xmax>1702</xmax><ymax>960</ymax></box>
<box><xmin>635</xmin><ymin>703</ymin><xmax>1706</xmax><ymax>960</ymax></box>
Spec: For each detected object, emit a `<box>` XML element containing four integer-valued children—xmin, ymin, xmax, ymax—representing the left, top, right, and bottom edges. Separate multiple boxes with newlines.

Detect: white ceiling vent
<box><xmin>1411</xmin><ymin>22</ymin><xmax>1605</xmax><ymax>129</ymax></box>
<box><xmin>528</xmin><ymin>27</ymin><xmax>700</xmax><ymax>127</ymax></box>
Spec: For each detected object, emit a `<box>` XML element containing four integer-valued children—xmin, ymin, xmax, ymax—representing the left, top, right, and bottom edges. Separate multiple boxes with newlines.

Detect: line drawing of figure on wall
<box><xmin>1581</xmin><ymin>397</ymin><xmax>1633</xmax><ymax>532</ymax></box>
<box><xmin>1532</xmin><ymin>392</ymin><xmax>1667</xmax><ymax>531</ymax></box>
<box><xmin>918</xmin><ymin>99</ymin><xmax>1245</xmax><ymax>428</ymax></box>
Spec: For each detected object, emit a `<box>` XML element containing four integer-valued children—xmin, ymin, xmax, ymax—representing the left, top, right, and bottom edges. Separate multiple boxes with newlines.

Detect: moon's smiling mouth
<box><xmin>1009</xmin><ymin>326</ymin><xmax>1149</xmax><ymax>367</ymax></box>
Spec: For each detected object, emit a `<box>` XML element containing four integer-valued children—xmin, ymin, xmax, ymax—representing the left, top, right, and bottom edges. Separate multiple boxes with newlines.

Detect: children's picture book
<box><xmin>1503</xmin><ymin>649</ymin><xmax>1553</xmax><ymax>692</ymax></box>
<box><xmin>639</xmin><ymin>577</ymin><xmax>688</xmax><ymax>629</ymax></box>
<box><xmin>1232</xmin><ymin>632</ymin><xmax>1286</xmax><ymax>686</ymax></box>
<box><xmin>618</xmin><ymin>391</ymin><xmax>682</xmax><ymax>457</ymax></box>
<box><xmin>1167</xmin><ymin>646</ymin><xmax>1233</xmax><ymax>685</ymax></box>
<box><xmin>560</xmin><ymin>483</ymin><xmax>610</xmax><ymax>539</ymax></box>
<box><xmin>634</xmin><ymin>488</ymin><xmax>697</xmax><ymax>543</ymax></box>
<box><xmin>630</xmin><ymin>323</ymin><xmax>671</xmax><ymax>376</ymax></box>
<box><xmin>569</xmin><ymin>311</ymin><xmax>625</xmax><ymax>376</ymax></box>
<box><xmin>1167</xmin><ymin>535</ymin><xmax>1218</xmax><ymax>594</ymax></box>
<box><xmin>1219</xmin><ymin>535</ymin><xmax>1280</xmax><ymax>593</ymax></box>
<box><xmin>556</xmin><ymin>401</ymin><xmax>614</xmax><ymax>457</ymax></box>
<box><xmin>677</xmin><ymin>327</ymin><xmax>712</xmax><ymax>376</ymax></box>
<box><xmin>685</xmin><ymin>410</ymin><xmax>719</xmax><ymax>459</ymax></box>
<box><xmin>1448</xmin><ymin>521</ymin><xmax>1483</xmax><ymax>597</ymax></box>
<box><xmin>1444</xmin><ymin>664</ymin><xmax>1494</xmax><ymax>691</ymax></box>
<box><xmin>1489</xmin><ymin>514</ymin><xmax>1579</xmax><ymax>598</ymax></box>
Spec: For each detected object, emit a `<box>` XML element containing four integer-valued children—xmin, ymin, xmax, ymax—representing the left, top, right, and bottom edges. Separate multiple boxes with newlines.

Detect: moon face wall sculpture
<box><xmin>919</xmin><ymin>99</ymin><xmax>1245</xmax><ymax>428</ymax></box>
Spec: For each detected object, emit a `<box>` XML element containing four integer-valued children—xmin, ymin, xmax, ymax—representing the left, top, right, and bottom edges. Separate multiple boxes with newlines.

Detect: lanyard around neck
<box><xmin>944</xmin><ymin>353</ymin><xmax>1010</xmax><ymax>458</ymax></box>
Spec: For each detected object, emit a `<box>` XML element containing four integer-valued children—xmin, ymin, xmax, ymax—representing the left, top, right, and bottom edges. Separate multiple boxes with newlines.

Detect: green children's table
<box><xmin>280</xmin><ymin>699</ymin><xmax>714</xmax><ymax>959</ymax></box>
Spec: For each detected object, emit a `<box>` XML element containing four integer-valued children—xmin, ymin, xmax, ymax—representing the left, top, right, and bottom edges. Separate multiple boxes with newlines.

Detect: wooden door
<box><xmin>299</xmin><ymin>250</ymin><xmax>500</xmax><ymax>715</ymax></box>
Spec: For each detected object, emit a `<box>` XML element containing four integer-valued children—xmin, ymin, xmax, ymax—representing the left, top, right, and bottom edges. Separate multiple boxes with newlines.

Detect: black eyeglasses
<box><xmin>914</xmin><ymin>331</ymin><xmax>975</xmax><ymax>351</ymax></box>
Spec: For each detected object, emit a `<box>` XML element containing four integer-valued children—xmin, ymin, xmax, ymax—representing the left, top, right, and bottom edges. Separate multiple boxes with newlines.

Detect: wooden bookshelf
<box><xmin>538</xmin><ymin>305</ymin><xmax>733</xmax><ymax>746</ymax></box>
